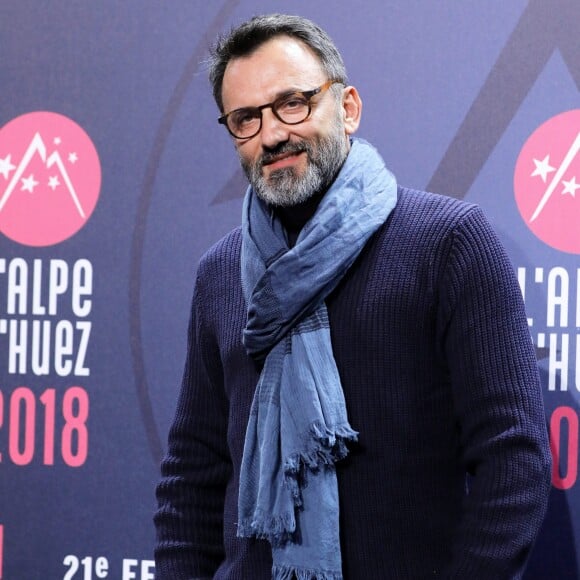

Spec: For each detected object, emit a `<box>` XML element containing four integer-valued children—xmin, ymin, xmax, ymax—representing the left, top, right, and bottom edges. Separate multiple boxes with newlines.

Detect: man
<box><xmin>155</xmin><ymin>14</ymin><xmax>551</xmax><ymax>579</ymax></box>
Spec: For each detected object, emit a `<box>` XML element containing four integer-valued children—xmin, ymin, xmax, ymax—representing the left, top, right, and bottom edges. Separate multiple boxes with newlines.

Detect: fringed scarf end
<box><xmin>310</xmin><ymin>420</ymin><xmax>358</xmax><ymax>448</ymax></box>
<box><xmin>236</xmin><ymin>511</ymin><xmax>296</xmax><ymax>546</ymax></box>
<box><xmin>273</xmin><ymin>564</ymin><xmax>343</xmax><ymax>580</ymax></box>
<box><xmin>284</xmin><ymin>421</ymin><xmax>358</xmax><ymax>471</ymax></box>
<box><xmin>282</xmin><ymin>421</ymin><xmax>358</xmax><ymax>506</ymax></box>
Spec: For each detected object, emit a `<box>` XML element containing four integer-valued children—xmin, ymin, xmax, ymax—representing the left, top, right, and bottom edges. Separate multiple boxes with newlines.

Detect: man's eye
<box><xmin>233</xmin><ymin>110</ymin><xmax>258</xmax><ymax>126</ymax></box>
<box><xmin>279</xmin><ymin>96</ymin><xmax>307</xmax><ymax>112</ymax></box>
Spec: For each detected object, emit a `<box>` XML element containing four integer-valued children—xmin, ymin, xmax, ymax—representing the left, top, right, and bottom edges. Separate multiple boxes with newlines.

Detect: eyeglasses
<box><xmin>218</xmin><ymin>80</ymin><xmax>341</xmax><ymax>140</ymax></box>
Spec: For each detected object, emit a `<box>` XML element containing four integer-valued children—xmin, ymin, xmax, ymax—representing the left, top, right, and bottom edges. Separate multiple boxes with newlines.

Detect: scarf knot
<box><xmin>239</xmin><ymin>138</ymin><xmax>397</xmax><ymax>579</ymax></box>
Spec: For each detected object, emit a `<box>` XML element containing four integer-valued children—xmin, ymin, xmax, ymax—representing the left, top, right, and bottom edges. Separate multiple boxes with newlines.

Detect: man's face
<box><xmin>220</xmin><ymin>36</ymin><xmax>351</xmax><ymax>207</ymax></box>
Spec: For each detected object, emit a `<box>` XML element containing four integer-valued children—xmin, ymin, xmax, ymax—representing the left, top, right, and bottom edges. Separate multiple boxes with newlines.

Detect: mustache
<box><xmin>260</xmin><ymin>141</ymin><xmax>309</xmax><ymax>166</ymax></box>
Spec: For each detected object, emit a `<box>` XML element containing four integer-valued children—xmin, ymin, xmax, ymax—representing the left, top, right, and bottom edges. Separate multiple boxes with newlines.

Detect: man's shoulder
<box><xmin>197</xmin><ymin>226</ymin><xmax>242</xmax><ymax>280</ymax></box>
<box><xmin>395</xmin><ymin>186</ymin><xmax>478</xmax><ymax>223</ymax></box>
<box><xmin>389</xmin><ymin>185</ymin><xmax>487</xmax><ymax>239</ymax></box>
<box><xmin>387</xmin><ymin>185</ymin><xmax>510</xmax><ymax>274</ymax></box>
<box><xmin>376</xmin><ymin>186</ymin><xmax>498</xmax><ymax>267</ymax></box>
<box><xmin>201</xmin><ymin>226</ymin><xmax>242</xmax><ymax>261</ymax></box>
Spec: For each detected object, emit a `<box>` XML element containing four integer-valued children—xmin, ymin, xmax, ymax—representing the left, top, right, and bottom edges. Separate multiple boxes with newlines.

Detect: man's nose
<box><xmin>259</xmin><ymin>108</ymin><xmax>290</xmax><ymax>148</ymax></box>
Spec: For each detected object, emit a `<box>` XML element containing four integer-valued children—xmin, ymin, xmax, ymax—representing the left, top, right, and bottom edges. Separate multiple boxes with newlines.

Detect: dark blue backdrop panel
<box><xmin>0</xmin><ymin>1</ymin><xmax>578</xmax><ymax>578</ymax></box>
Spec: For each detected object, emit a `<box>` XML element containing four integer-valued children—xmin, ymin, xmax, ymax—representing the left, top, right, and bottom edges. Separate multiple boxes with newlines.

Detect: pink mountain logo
<box><xmin>514</xmin><ymin>109</ymin><xmax>580</xmax><ymax>254</ymax></box>
<box><xmin>0</xmin><ymin>111</ymin><xmax>101</xmax><ymax>247</ymax></box>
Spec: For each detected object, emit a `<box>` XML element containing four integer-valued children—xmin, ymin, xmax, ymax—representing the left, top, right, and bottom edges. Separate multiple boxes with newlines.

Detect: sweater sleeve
<box><xmin>437</xmin><ymin>207</ymin><xmax>551</xmax><ymax>579</ymax></box>
<box><xmin>154</xmin><ymin>266</ymin><xmax>231</xmax><ymax>579</ymax></box>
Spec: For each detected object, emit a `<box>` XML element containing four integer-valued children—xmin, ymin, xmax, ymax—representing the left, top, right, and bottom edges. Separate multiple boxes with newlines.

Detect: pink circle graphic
<box><xmin>0</xmin><ymin>111</ymin><xmax>101</xmax><ymax>247</ymax></box>
<box><xmin>514</xmin><ymin>109</ymin><xmax>580</xmax><ymax>254</ymax></box>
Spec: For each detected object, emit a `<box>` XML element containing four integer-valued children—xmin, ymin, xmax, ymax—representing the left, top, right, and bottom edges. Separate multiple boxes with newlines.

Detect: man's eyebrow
<box><xmin>274</xmin><ymin>87</ymin><xmax>303</xmax><ymax>99</ymax></box>
<box><xmin>231</xmin><ymin>87</ymin><xmax>303</xmax><ymax>112</ymax></box>
<box><xmin>228</xmin><ymin>85</ymin><xmax>311</xmax><ymax>114</ymax></box>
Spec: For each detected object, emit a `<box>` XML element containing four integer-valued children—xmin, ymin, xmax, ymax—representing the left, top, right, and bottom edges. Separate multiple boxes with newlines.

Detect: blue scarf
<box><xmin>238</xmin><ymin>138</ymin><xmax>397</xmax><ymax>579</ymax></box>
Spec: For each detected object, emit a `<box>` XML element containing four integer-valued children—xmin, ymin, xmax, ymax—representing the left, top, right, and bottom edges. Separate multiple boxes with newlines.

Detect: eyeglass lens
<box><xmin>228</xmin><ymin>92</ymin><xmax>311</xmax><ymax>139</ymax></box>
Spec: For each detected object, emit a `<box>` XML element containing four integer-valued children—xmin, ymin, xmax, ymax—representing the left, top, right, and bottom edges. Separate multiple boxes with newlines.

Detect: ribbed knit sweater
<box><xmin>155</xmin><ymin>186</ymin><xmax>551</xmax><ymax>579</ymax></box>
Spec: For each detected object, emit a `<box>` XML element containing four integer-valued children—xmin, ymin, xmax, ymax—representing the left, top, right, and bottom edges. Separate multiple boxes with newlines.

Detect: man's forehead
<box><xmin>222</xmin><ymin>36</ymin><xmax>325</xmax><ymax>107</ymax></box>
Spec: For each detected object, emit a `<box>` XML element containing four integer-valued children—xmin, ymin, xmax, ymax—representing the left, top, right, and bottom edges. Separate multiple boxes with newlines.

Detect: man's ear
<box><xmin>342</xmin><ymin>86</ymin><xmax>362</xmax><ymax>135</ymax></box>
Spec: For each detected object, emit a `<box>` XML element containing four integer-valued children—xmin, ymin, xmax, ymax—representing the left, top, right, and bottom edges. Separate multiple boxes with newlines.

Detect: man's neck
<box><xmin>275</xmin><ymin>191</ymin><xmax>325</xmax><ymax>247</ymax></box>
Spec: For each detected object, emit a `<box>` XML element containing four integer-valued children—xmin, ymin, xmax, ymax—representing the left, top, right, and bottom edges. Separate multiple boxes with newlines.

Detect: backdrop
<box><xmin>1</xmin><ymin>1</ymin><xmax>579</xmax><ymax>578</ymax></box>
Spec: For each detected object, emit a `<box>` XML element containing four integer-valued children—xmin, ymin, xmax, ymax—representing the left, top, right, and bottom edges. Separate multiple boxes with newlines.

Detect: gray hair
<box><xmin>208</xmin><ymin>14</ymin><xmax>348</xmax><ymax>112</ymax></box>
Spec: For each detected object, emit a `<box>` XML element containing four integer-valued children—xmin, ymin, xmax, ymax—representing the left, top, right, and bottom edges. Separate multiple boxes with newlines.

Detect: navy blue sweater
<box><xmin>155</xmin><ymin>187</ymin><xmax>551</xmax><ymax>579</ymax></box>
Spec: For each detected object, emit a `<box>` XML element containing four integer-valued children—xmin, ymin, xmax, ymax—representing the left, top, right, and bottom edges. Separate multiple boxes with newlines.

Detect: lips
<box><xmin>263</xmin><ymin>151</ymin><xmax>304</xmax><ymax>170</ymax></box>
<box><xmin>262</xmin><ymin>144</ymin><xmax>307</xmax><ymax>171</ymax></box>
<box><xmin>263</xmin><ymin>151</ymin><xmax>295</xmax><ymax>165</ymax></box>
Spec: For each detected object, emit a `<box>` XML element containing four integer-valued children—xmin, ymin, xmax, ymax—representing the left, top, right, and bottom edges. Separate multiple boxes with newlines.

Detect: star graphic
<box><xmin>531</xmin><ymin>154</ymin><xmax>556</xmax><ymax>183</ymax></box>
<box><xmin>0</xmin><ymin>154</ymin><xmax>16</xmax><ymax>180</ymax></box>
<box><xmin>54</xmin><ymin>137</ymin><xmax>62</xmax><ymax>145</ymax></box>
<box><xmin>48</xmin><ymin>175</ymin><xmax>61</xmax><ymax>191</ymax></box>
<box><xmin>68</xmin><ymin>152</ymin><xmax>78</xmax><ymax>164</ymax></box>
<box><xmin>21</xmin><ymin>174</ymin><xmax>39</xmax><ymax>193</ymax></box>
<box><xmin>562</xmin><ymin>176</ymin><xmax>580</xmax><ymax>197</ymax></box>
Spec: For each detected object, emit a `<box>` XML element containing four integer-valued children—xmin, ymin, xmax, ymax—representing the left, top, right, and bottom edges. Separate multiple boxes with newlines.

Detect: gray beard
<box><xmin>241</xmin><ymin>116</ymin><xmax>349</xmax><ymax>207</ymax></box>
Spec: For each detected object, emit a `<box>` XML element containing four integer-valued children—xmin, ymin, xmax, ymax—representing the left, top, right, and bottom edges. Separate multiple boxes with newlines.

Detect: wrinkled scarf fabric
<box><xmin>238</xmin><ymin>138</ymin><xmax>397</xmax><ymax>579</ymax></box>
